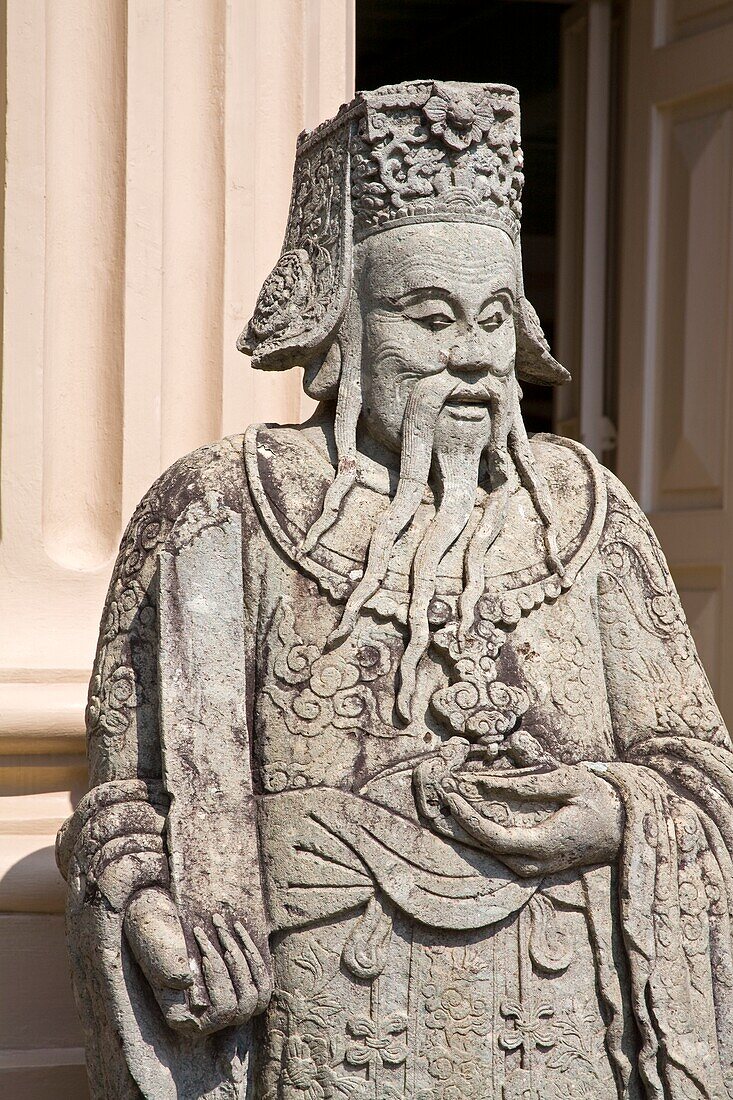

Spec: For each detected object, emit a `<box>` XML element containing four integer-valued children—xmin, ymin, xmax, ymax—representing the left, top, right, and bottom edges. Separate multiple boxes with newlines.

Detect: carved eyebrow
<box><xmin>479</xmin><ymin>287</ymin><xmax>515</xmax><ymax>306</ymax></box>
<box><xmin>484</xmin><ymin>269</ymin><xmax>516</xmax><ymax>290</ymax></box>
<box><xmin>385</xmin><ymin>286</ymin><xmax>455</xmax><ymax>307</ymax></box>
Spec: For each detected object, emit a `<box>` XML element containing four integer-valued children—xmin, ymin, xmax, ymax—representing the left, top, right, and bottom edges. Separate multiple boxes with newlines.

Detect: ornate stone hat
<box><xmin>239</xmin><ymin>79</ymin><xmax>569</xmax><ymax>389</ymax></box>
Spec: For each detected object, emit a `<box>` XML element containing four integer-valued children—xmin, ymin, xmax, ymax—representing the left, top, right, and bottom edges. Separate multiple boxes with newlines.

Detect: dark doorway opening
<box><xmin>356</xmin><ymin>0</ymin><xmax>570</xmax><ymax>432</ymax></box>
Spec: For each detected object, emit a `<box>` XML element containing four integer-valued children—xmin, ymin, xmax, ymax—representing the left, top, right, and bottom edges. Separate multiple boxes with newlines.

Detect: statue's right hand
<box><xmin>124</xmin><ymin>887</ymin><xmax>272</xmax><ymax>1035</ymax></box>
<box><xmin>124</xmin><ymin>886</ymin><xmax>196</xmax><ymax>1031</ymax></box>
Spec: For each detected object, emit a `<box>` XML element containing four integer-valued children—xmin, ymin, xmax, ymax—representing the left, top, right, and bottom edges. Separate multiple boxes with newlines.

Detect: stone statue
<box><xmin>57</xmin><ymin>81</ymin><xmax>733</xmax><ymax>1100</ymax></box>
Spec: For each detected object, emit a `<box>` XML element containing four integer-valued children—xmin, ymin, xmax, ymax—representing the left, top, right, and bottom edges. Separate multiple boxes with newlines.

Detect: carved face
<box><xmin>356</xmin><ymin>222</ymin><xmax>518</xmax><ymax>455</ymax></box>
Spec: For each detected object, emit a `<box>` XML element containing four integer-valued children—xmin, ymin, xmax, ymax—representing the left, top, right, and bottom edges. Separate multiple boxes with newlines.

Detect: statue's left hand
<box><xmin>441</xmin><ymin>763</ymin><xmax>624</xmax><ymax>877</ymax></box>
<box><xmin>124</xmin><ymin>887</ymin><xmax>272</xmax><ymax>1035</ymax></box>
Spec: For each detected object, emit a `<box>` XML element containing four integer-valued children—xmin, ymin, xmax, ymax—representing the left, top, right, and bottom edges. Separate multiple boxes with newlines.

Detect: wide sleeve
<box><xmin>55</xmin><ymin>436</ymin><xmax>268</xmax><ymax>1100</ymax></box>
<box><xmin>55</xmin><ymin>483</ymin><xmax>172</xmax><ymax>923</ymax></box>
<box><xmin>57</xmin><ymin>436</ymin><xmax>248</xmax><ymax>908</ymax></box>
<box><xmin>597</xmin><ymin>469</ymin><xmax>733</xmax><ymax>1099</ymax></box>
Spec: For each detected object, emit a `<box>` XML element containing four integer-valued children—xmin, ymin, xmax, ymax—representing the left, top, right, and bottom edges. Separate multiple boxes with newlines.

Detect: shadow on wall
<box><xmin>0</xmin><ymin>845</ymin><xmax>66</xmax><ymax>914</ymax></box>
<box><xmin>0</xmin><ymin>794</ymin><xmax>88</xmax><ymax>1095</ymax></box>
<box><xmin>0</xmin><ymin>898</ymin><xmax>88</xmax><ymax>1100</ymax></box>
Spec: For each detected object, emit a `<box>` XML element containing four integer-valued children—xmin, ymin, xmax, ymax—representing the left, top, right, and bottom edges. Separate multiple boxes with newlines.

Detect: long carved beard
<box><xmin>395</xmin><ymin>434</ymin><xmax>485</xmax><ymax>720</ymax></box>
<box><xmin>329</xmin><ymin>371</ymin><xmax>459</xmax><ymax>647</ymax></box>
<box><xmin>316</xmin><ymin>367</ymin><xmax>560</xmax><ymax>724</ymax></box>
<box><xmin>395</xmin><ymin>383</ymin><xmax>515</xmax><ymax>721</ymax></box>
<box><xmin>329</xmin><ymin>371</ymin><xmax>515</xmax><ymax>722</ymax></box>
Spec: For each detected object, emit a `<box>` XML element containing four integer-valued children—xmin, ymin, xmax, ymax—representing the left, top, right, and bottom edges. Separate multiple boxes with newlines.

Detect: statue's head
<box><xmin>241</xmin><ymin>81</ymin><xmax>570</xmax><ymax>718</ymax></box>
<box><xmin>240</xmin><ymin>80</ymin><xmax>566</xmax><ymax>382</ymax></box>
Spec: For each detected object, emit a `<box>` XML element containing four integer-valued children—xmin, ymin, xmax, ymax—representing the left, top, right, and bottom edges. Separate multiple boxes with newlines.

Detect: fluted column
<box><xmin>160</xmin><ymin>0</ymin><xmax>226</xmax><ymax>467</ymax></box>
<box><xmin>43</xmin><ymin>0</ymin><xmax>127</xmax><ymax>571</ymax></box>
<box><xmin>0</xmin><ymin>2</ymin><xmax>355</xmax><ymax>1094</ymax></box>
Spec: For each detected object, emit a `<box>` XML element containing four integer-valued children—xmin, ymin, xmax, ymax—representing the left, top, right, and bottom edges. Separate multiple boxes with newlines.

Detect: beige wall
<box><xmin>0</xmin><ymin>1</ymin><xmax>354</xmax><ymax>1095</ymax></box>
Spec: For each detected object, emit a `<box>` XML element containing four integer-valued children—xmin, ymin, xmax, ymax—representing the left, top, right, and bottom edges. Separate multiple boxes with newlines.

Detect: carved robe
<box><xmin>57</xmin><ymin>427</ymin><xmax>733</xmax><ymax>1100</ymax></box>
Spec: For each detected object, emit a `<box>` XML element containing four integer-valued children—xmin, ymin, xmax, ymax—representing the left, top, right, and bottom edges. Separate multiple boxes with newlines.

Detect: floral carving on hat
<box><xmin>249</xmin><ymin>249</ymin><xmax>315</xmax><ymax>341</ymax></box>
<box><xmin>422</xmin><ymin>84</ymin><xmax>497</xmax><ymax>151</ymax></box>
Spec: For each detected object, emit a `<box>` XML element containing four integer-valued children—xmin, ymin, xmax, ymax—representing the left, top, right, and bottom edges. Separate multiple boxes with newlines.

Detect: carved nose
<box><xmin>447</xmin><ymin>333</ymin><xmax>492</xmax><ymax>373</ymax></box>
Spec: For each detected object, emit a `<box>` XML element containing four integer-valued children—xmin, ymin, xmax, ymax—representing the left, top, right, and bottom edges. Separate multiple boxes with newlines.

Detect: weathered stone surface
<box><xmin>58</xmin><ymin>81</ymin><xmax>733</xmax><ymax>1100</ymax></box>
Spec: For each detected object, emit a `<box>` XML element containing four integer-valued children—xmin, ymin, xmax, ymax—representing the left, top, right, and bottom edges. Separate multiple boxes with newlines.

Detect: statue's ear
<box><xmin>514</xmin><ymin>296</ymin><xmax>571</xmax><ymax>386</ymax></box>
<box><xmin>303</xmin><ymin>340</ymin><xmax>342</xmax><ymax>400</ymax></box>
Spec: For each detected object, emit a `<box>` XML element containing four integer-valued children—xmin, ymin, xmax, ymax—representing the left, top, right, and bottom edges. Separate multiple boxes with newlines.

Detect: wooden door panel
<box><xmin>659</xmin><ymin>0</ymin><xmax>733</xmax><ymax>43</ymax></box>
<box><xmin>652</xmin><ymin>94</ymin><xmax>733</xmax><ymax>512</ymax></box>
<box><xmin>617</xmin><ymin>0</ymin><xmax>733</xmax><ymax>721</ymax></box>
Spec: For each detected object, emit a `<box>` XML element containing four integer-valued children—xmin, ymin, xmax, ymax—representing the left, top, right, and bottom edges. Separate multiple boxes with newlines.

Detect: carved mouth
<box><xmin>444</xmin><ymin>391</ymin><xmax>491</xmax><ymax>420</ymax></box>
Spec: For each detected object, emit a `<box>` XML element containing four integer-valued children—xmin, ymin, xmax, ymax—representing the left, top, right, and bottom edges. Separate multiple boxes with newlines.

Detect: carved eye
<box><xmin>401</xmin><ymin>298</ymin><xmax>457</xmax><ymax>333</ymax></box>
<box><xmin>479</xmin><ymin>310</ymin><xmax>505</xmax><ymax>332</ymax></box>
<box><xmin>416</xmin><ymin>313</ymin><xmax>455</xmax><ymax>332</ymax></box>
<box><xmin>478</xmin><ymin>296</ymin><xmax>512</xmax><ymax>332</ymax></box>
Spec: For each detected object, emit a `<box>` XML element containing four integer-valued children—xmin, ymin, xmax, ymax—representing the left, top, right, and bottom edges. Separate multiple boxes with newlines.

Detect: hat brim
<box><xmin>514</xmin><ymin>297</ymin><xmax>571</xmax><ymax>386</ymax></box>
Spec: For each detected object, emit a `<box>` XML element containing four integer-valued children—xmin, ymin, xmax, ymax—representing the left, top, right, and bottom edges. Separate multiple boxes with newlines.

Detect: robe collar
<box><xmin>244</xmin><ymin>423</ymin><xmax>607</xmax><ymax>626</ymax></box>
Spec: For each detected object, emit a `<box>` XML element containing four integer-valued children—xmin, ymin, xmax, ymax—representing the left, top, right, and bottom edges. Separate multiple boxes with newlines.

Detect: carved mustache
<box><xmin>444</xmin><ymin>383</ymin><xmax>494</xmax><ymax>404</ymax></box>
<box><xmin>329</xmin><ymin>370</ymin><xmax>459</xmax><ymax>648</ymax></box>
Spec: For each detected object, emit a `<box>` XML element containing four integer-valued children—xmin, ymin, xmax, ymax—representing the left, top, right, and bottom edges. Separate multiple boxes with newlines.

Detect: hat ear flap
<box><xmin>238</xmin><ymin>122</ymin><xmax>353</xmax><ymax>372</ymax></box>
<box><xmin>303</xmin><ymin>339</ymin><xmax>342</xmax><ymax>400</ymax></box>
<box><xmin>514</xmin><ymin>296</ymin><xmax>571</xmax><ymax>386</ymax></box>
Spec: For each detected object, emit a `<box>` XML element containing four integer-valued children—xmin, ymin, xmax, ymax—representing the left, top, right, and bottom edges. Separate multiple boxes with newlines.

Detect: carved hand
<box><xmin>441</xmin><ymin>763</ymin><xmax>624</xmax><ymax>877</ymax></box>
<box><xmin>123</xmin><ymin>886</ymin><xmax>272</xmax><ymax>1035</ymax></box>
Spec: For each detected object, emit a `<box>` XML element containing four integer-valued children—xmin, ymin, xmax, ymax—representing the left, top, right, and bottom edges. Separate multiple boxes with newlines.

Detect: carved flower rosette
<box><xmin>429</xmin><ymin>620</ymin><xmax>530</xmax><ymax>755</ymax></box>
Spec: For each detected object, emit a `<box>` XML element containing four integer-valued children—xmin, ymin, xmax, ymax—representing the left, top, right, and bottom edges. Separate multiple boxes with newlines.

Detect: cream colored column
<box><xmin>160</xmin><ymin>0</ymin><xmax>226</xmax><ymax>467</ymax></box>
<box><xmin>43</xmin><ymin>0</ymin><xmax>127</xmax><ymax>570</ymax></box>
<box><xmin>222</xmin><ymin>0</ymin><xmax>355</xmax><ymax>434</ymax></box>
<box><xmin>0</xmin><ymin>1</ymin><xmax>355</xmax><ymax>1094</ymax></box>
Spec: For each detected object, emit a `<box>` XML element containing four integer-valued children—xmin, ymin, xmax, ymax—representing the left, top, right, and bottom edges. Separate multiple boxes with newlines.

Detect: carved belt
<box><xmin>258</xmin><ymin>787</ymin><xmax>539</xmax><ymax>933</ymax></box>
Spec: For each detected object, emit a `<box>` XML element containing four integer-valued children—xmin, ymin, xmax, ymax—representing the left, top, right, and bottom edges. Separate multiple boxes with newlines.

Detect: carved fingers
<box><xmin>443</xmin><ymin>764</ymin><xmax>624</xmax><ymax>877</ymax></box>
<box><xmin>123</xmin><ymin>889</ymin><xmax>272</xmax><ymax>1036</ymax></box>
<box><xmin>123</xmin><ymin>887</ymin><xmax>198</xmax><ymax>1032</ymax></box>
<box><xmin>233</xmin><ymin>920</ymin><xmax>273</xmax><ymax>1014</ymax></box>
<box><xmin>191</xmin><ymin>916</ymin><xmax>272</xmax><ymax>1035</ymax></box>
<box><xmin>194</xmin><ymin>925</ymin><xmax>239</xmax><ymax>1025</ymax></box>
<box><xmin>469</xmin><ymin>766</ymin><xmax>589</xmax><ymax>803</ymax></box>
<box><xmin>442</xmin><ymin>793</ymin><xmax>532</xmax><ymax>854</ymax></box>
<box><xmin>443</xmin><ymin>791</ymin><xmax>575</xmax><ymax>876</ymax></box>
